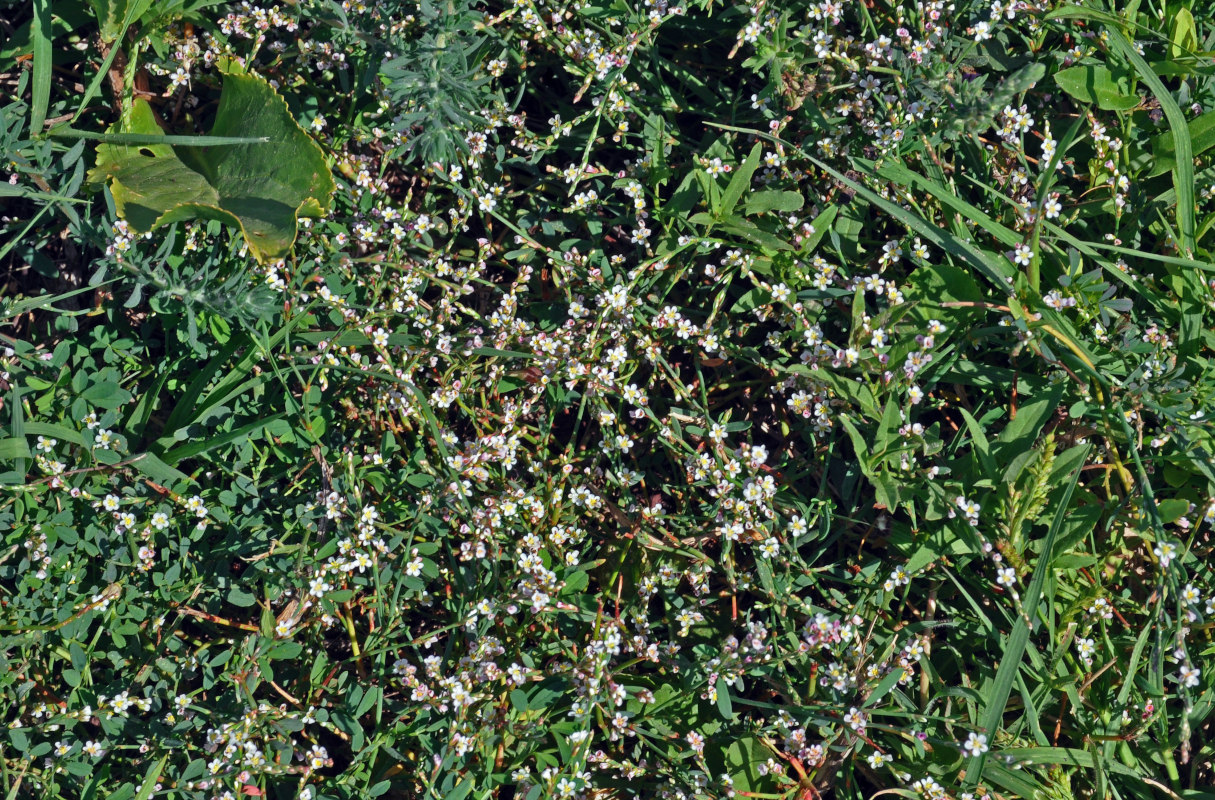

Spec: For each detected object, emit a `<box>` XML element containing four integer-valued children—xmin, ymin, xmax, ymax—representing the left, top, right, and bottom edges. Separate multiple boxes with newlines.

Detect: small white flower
<box><xmin>961</xmin><ymin>732</ymin><xmax>989</xmax><ymax>757</ymax></box>
<box><xmin>867</xmin><ymin>750</ymin><xmax>891</xmax><ymax>768</ymax></box>
<box><xmin>1153</xmin><ymin>540</ymin><xmax>1179</xmax><ymax>567</ymax></box>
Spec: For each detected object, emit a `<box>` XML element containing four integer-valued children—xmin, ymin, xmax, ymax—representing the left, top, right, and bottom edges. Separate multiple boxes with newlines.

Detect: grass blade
<box><xmin>30</xmin><ymin>0</ymin><xmax>52</xmax><ymax>134</ymax></box>
<box><xmin>964</xmin><ymin>442</ymin><xmax>1090</xmax><ymax>789</ymax></box>
<box><xmin>866</xmin><ymin>158</ymin><xmax>1020</xmax><ymax>248</ymax></box>
<box><xmin>809</xmin><ymin>155</ymin><xmax>1015</xmax><ymax>291</ymax></box>
<box><xmin>1106</xmin><ymin>30</ymin><xmax>1197</xmax><ymax>253</ymax></box>
<box><xmin>161</xmin><ymin>413</ymin><xmax>285</xmax><ymax>466</ymax></box>
<box><xmin>46</xmin><ymin>126</ymin><xmax>270</xmax><ymax>146</ymax></box>
<box><xmin>705</xmin><ymin>123</ymin><xmax>1018</xmax><ymax>292</ymax></box>
<box><xmin>72</xmin><ymin>0</ymin><xmax>152</xmax><ymax>125</ymax></box>
<box><xmin>1104</xmin><ymin>26</ymin><xmax>1202</xmax><ymax>354</ymax></box>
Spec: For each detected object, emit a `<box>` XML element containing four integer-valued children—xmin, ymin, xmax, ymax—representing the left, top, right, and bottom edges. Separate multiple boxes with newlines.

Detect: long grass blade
<box><xmin>46</xmin><ymin>126</ymin><xmax>270</xmax><ymax>146</ymax></box>
<box><xmin>810</xmin><ymin>155</ymin><xmax>1015</xmax><ymax>291</ymax></box>
<box><xmin>1104</xmin><ymin>26</ymin><xmax>1201</xmax><ymax>354</ymax></box>
<box><xmin>963</xmin><ymin>442</ymin><xmax>1090</xmax><ymax>790</ymax></box>
<box><xmin>30</xmin><ymin>0</ymin><xmax>52</xmax><ymax>134</ymax></box>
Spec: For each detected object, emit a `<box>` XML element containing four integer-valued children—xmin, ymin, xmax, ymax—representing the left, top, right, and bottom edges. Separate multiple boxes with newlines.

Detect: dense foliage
<box><xmin>3</xmin><ymin>0</ymin><xmax>1215</xmax><ymax>798</ymax></box>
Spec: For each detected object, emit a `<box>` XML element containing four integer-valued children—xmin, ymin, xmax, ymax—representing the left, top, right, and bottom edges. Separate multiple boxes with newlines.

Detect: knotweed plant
<box><xmin>2</xmin><ymin>0</ymin><xmax>1215</xmax><ymax>799</ymax></box>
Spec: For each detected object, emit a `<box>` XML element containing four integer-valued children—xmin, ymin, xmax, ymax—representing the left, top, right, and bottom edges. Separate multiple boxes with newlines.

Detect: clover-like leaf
<box><xmin>91</xmin><ymin>58</ymin><xmax>335</xmax><ymax>263</ymax></box>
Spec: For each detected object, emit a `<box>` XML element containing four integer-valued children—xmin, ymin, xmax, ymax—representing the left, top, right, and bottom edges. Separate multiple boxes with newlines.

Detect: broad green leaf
<box><xmin>91</xmin><ymin>58</ymin><xmax>335</xmax><ymax>263</ymax></box>
<box><xmin>905</xmin><ymin>262</ymin><xmax>985</xmax><ymax>305</ymax></box>
<box><xmin>82</xmin><ymin>380</ymin><xmax>133</xmax><ymax>409</ymax></box>
<box><xmin>1170</xmin><ymin>7</ymin><xmax>1198</xmax><ymax>59</ymax></box>
<box><xmin>992</xmin><ymin>382</ymin><xmax>1064</xmax><ymax>469</ymax></box>
<box><xmin>355</xmin><ymin>686</ymin><xmax>381</xmax><ymax>718</ymax></box>
<box><xmin>743</xmin><ymin>189</ymin><xmax>803</xmax><ymax>215</ymax></box>
<box><xmin>1156</xmin><ymin>498</ymin><xmax>1190</xmax><ymax>524</ymax></box>
<box><xmin>1053</xmin><ymin>65</ymin><xmax>1140</xmax><ymax>111</ymax></box>
<box><xmin>731</xmin><ymin>286</ymin><xmax>766</xmax><ymax>313</ymax></box>
<box><xmin>720</xmin><ymin>735</ymin><xmax>778</xmax><ymax>793</ymax></box>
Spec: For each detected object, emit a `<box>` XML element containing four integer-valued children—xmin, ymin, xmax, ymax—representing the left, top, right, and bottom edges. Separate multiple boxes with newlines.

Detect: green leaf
<box><xmin>30</xmin><ymin>0</ymin><xmax>52</xmax><ymax>134</ymax></box>
<box><xmin>355</xmin><ymin>686</ymin><xmax>381</xmax><ymax>718</ymax></box>
<box><xmin>406</xmin><ymin>472</ymin><xmax>435</xmax><ymax>488</ymax></box>
<box><xmin>743</xmin><ymin>190</ymin><xmax>803</xmax><ymax>215</ymax></box>
<box><xmin>129</xmin><ymin>452</ymin><xmax>192</xmax><ymax>487</ymax></box>
<box><xmin>1105</xmin><ymin>26</ymin><xmax>1200</xmax><ymax>350</ymax></box>
<box><xmin>721</xmin><ymin>735</ymin><xmax>778</xmax><ymax>793</ymax></box>
<box><xmin>227</xmin><ymin>586</ymin><xmax>257</xmax><ymax>607</ymax></box>
<box><xmin>715</xmin><ymin>676</ymin><xmax>735</xmax><ymax>720</ymax></box>
<box><xmin>719</xmin><ymin>142</ymin><xmax>762</xmax><ymax>218</ymax></box>
<box><xmin>964</xmin><ymin>443</ymin><xmax>1090</xmax><ymax>789</ymax></box>
<box><xmin>1156</xmin><ymin>498</ymin><xmax>1190</xmax><ymax>525</ymax></box>
<box><xmin>1170</xmin><ymin>7</ymin><xmax>1198</xmax><ymax>59</ymax></box>
<box><xmin>871</xmin><ymin>159</ymin><xmax>1020</xmax><ymax>247</ymax></box>
<box><xmin>864</xmin><ymin>665</ymin><xmax>908</xmax><ymax>709</ymax></box>
<box><xmin>48</xmin><ymin>125</ymin><xmax>270</xmax><ymax>146</ymax></box>
<box><xmin>801</xmin><ymin>204</ymin><xmax>836</xmax><ymax>252</ymax></box>
<box><xmin>91</xmin><ymin>57</ymin><xmax>335</xmax><ymax>263</ymax></box>
<box><xmin>134</xmin><ymin>755</ymin><xmax>167</xmax><ymax>800</ymax></box>
<box><xmin>86</xmin><ymin>0</ymin><xmax>150</xmax><ymax>42</ymax></box>
<box><xmin>160</xmin><ymin>413</ymin><xmax>285</xmax><ymax>466</ymax></box>
<box><xmin>1052</xmin><ymin>65</ymin><xmax>1140</xmax><ymax>111</ymax></box>
<box><xmin>719</xmin><ymin>218</ymin><xmax>793</xmax><ymax>251</ymax></box>
<box><xmin>9</xmin><ymin>385</ymin><xmax>27</xmax><ymax>481</ymax></box>
<box><xmin>469</xmin><ymin>346</ymin><xmax>536</xmax><ymax>359</ymax></box>
<box><xmin>992</xmin><ymin>382</ymin><xmax>1065</xmax><ymax>469</ymax></box>
<box><xmin>1106</xmin><ymin>29</ymin><xmax>1194</xmax><ymax>252</ymax></box>
<box><xmin>812</xmin><ymin>155</ymin><xmax>1013</xmax><ymax>290</ymax></box>
<box><xmin>444</xmin><ymin>779</ymin><xmax>473</xmax><ymax>800</ymax></box>
<box><xmin>82</xmin><ymin>381</ymin><xmax>133</xmax><ymax>409</ymax></box>
<box><xmin>1044</xmin><ymin>6</ymin><xmax>1125</xmax><ymax>26</ymax></box>
<box><xmin>20</xmin><ymin>421</ymin><xmax>84</xmax><ymax>446</ymax></box>
<box><xmin>731</xmin><ymin>287</ymin><xmax>767</xmax><ymax>313</ymax></box>
<box><xmin>0</xmin><ymin>438</ymin><xmax>32</xmax><ymax>462</ymax></box>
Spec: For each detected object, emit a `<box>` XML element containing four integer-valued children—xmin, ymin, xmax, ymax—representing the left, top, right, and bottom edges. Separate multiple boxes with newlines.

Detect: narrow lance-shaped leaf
<box><xmin>964</xmin><ymin>443</ymin><xmax>1090</xmax><ymax>790</ymax></box>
